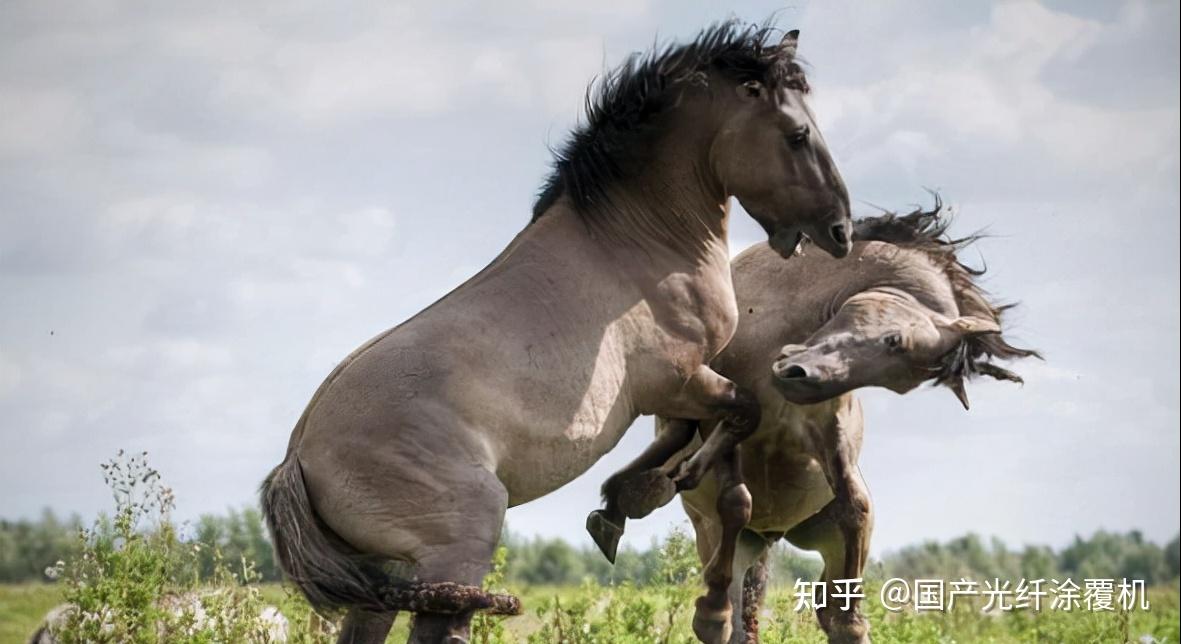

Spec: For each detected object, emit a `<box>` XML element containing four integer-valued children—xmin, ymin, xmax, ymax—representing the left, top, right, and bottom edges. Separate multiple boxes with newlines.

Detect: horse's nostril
<box><xmin>779</xmin><ymin>365</ymin><xmax>808</xmax><ymax>379</ymax></box>
<box><xmin>830</xmin><ymin>223</ymin><xmax>849</xmax><ymax>246</ymax></box>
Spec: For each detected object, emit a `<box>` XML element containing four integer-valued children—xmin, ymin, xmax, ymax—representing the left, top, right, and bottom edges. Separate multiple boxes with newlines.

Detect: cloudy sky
<box><xmin>1</xmin><ymin>0</ymin><xmax>1177</xmax><ymax>557</ymax></box>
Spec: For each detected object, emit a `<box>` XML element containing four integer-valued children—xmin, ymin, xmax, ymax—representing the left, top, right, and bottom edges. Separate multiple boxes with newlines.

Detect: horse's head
<box><xmin>769</xmin><ymin>207</ymin><xmax>1039</xmax><ymax>408</ymax></box>
<box><xmin>710</xmin><ymin>30</ymin><xmax>851</xmax><ymax>259</ymax></box>
<box><xmin>772</xmin><ymin>290</ymin><xmax>1010</xmax><ymax>405</ymax></box>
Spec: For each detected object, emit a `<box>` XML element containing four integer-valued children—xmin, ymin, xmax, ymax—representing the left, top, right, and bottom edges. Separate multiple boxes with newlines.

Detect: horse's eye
<box><xmin>883</xmin><ymin>332</ymin><xmax>905</xmax><ymax>352</ymax></box>
<box><xmin>786</xmin><ymin>125</ymin><xmax>810</xmax><ymax>149</ymax></box>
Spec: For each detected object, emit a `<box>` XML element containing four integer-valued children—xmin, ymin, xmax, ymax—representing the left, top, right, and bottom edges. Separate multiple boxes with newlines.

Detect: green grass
<box><xmin>8</xmin><ymin>455</ymin><xmax>1174</xmax><ymax>643</ymax></box>
<box><xmin>4</xmin><ymin>582</ymin><xmax>1177</xmax><ymax>644</ymax></box>
<box><xmin>0</xmin><ymin>583</ymin><xmax>62</xmax><ymax>643</ymax></box>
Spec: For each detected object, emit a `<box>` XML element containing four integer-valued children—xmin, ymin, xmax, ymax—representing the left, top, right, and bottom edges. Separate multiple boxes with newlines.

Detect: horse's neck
<box><xmin>729</xmin><ymin>243</ymin><xmax>952</xmax><ymax>354</ymax></box>
<box><xmin>529</xmin><ymin>177</ymin><xmax>732</xmax><ymax>281</ymax></box>
<box><xmin>579</xmin><ymin>108</ymin><xmax>729</xmax><ymax>261</ymax></box>
<box><xmin>723</xmin><ymin>246</ymin><xmax>896</xmax><ymax>366</ymax></box>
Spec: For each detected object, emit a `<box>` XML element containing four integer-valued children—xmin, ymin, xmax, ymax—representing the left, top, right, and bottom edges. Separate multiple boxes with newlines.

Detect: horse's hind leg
<box><xmin>783</xmin><ymin>473</ymin><xmax>873</xmax><ymax>644</ymax></box>
<box><xmin>306</xmin><ymin>448</ymin><xmax>510</xmax><ymax>644</ymax></box>
<box><xmin>406</xmin><ymin>467</ymin><xmax>509</xmax><ymax>644</ymax></box>
<box><xmin>339</xmin><ymin>609</ymin><xmax>396</xmax><ymax>644</ymax></box>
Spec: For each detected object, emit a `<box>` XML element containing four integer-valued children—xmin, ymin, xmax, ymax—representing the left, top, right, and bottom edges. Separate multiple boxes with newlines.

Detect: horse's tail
<box><xmin>260</xmin><ymin>455</ymin><xmax>521</xmax><ymax>616</ymax></box>
<box><xmin>27</xmin><ymin>624</ymin><xmax>52</xmax><ymax>644</ymax></box>
<box><xmin>260</xmin><ymin>455</ymin><xmax>387</xmax><ymax>611</ymax></box>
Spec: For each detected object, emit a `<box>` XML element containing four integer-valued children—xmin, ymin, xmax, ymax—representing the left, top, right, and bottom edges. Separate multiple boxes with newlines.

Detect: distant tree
<box><xmin>1166</xmin><ymin>534</ymin><xmax>1180</xmax><ymax>579</ymax></box>
<box><xmin>0</xmin><ymin>509</ymin><xmax>82</xmax><ymax>582</ymax></box>
<box><xmin>1059</xmin><ymin>530</ymin><xmax>1172</xmax><ymax>585</ymax></box>
<box><xmin>768</xmin><ymin>543</ymin><xmax>823</xmax><ymax>585</ymax></box>
<box><xmin>192</xmin><ymin>507</ymin><xmax>279</xmax><ymax>582</ymax></box>
<box><xmin>1019</xmin><ymin>544</ymin><xmax>1060</xmax><ymax>580</ymax></box>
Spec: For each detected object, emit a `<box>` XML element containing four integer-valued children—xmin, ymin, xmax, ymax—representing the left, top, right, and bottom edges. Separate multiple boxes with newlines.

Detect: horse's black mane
<box><xmin>532</xmin><ymin>19</ymin><xmax>807</xmax><ymax>222</ymax></box>
<box><xmin>852</xmin><ymin>197</ymin><xmax>1041</xmax><ymax>399</ymax></box>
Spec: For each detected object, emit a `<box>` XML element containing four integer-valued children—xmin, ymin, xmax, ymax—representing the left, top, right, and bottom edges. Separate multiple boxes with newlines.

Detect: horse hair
<box><xmin>851</xmin><ymin>197</ymin><xmax>1041</xmax><ymax>391</ymax></box>
<box><xmin>532</xmin><ymin>19</ymin><xmax>807</xmax><ymax>222</ymax></box>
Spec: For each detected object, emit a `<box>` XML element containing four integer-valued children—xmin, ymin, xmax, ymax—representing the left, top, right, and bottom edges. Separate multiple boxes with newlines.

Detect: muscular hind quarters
<box><xmin>299</xmin><ymin>444</ymin><xmax>509</xmax><ymax>643</ymax></box>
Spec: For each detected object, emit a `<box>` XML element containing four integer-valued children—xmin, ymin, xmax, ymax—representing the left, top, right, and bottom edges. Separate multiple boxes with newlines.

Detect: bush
<box><xmin>49</xmin><ymin>451</ymin><xmax>285</xmax><ymax>643</ymax></box>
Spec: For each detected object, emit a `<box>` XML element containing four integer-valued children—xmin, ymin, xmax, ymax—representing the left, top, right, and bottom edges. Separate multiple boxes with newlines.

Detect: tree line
<box><xmin>2</xmin><ymin>507</ymin><xmax>1178</xmax><ymax>587</ymax></box>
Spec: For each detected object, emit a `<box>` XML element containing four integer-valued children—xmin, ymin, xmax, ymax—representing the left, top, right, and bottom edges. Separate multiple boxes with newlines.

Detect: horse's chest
<box><xmin>650</xmin><ymin>271</ymin><xmax>739</xmax><ymax>363</ymax></box>
<box><xmin>743</xmin><ymin>399</ymin><xmax>838</xmax><ymax>530</ymax></box>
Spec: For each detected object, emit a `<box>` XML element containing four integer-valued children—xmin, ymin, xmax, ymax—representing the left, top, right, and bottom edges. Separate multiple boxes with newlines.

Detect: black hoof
<box><xmin>692</xmin><ymin>598</ymin><xmax>733</xmax><ymax>644</ymax></box>
<box><xmin>586</xmin><ymin>510</ymin><xmax>624</xmax><ymax>564</ymax></box>
<box><xmin>615</xmin><ymin>468</ymin><xmax>678</xmax><ymax>519</ymax></box>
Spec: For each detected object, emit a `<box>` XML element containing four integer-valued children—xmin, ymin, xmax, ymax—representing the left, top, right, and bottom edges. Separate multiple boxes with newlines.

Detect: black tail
<box><xmin>27</xmin><ymin>624</ymin><xmax>51</xmax><ymax>644</ymax></box>
<box><xmin>260</xmin><ymin>457</ymin><xmax>521</xmax><ymax>616</ymax></box>
<box><xmin>260</xmin><ymin>456</ymin><xmax>389</xmax><ymax>612</ymax></box>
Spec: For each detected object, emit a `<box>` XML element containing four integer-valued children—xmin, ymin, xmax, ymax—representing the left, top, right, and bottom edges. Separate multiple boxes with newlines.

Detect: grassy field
<box><xmin>3</xmin><ymin>581</ymin><xmax>1177</xmax><ymax>643</ymax></box>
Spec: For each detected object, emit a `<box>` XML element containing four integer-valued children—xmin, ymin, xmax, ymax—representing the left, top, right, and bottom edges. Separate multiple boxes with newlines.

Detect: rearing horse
<box><xmin>261</xmin><ymin>22</ymin><xmax>851</xmax><ymax>644</ymax></box>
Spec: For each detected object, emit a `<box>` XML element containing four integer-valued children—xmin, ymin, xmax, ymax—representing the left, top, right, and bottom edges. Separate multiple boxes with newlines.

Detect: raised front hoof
<box><xmin>692</xmin><ymin>597</ymin><xmax>733</xmax><ymax>644</ymax></box>
<box><xmin>616</xmin><ymin>468</ymin><xmax>678</xmax><ymax>519</ymax></box>
<box><xmin>586</xmin><ymin>510</ymin><xmax>624</xmax><ymax>564</ymax></box>
<box><xmin>673</xmin><ymin>458</ymin><xmax>708</xmax><ymax>492</ymax></box>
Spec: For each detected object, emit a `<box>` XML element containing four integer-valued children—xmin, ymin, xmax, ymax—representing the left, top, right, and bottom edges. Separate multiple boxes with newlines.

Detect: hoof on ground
<box><xmin>828</xmin><ymin>620</ymin><xmax>870</xmax><ymax>644</ymax></box>
<box><xmin>820</xmin><ymin>609</ymin><xmax>871</xmax><ymax>644</ymax></box>
<box><xmin>616</xmin><ymin>468</ymin><xmax>678</xmax><ymax>519</ymax></box>
<box><xmin>586</xmin><ymin>510</ymin><xmax>624</xmax><ymax>564</ymax></box>
<box><xmin>692</xmin><ymin>598</ymin><xmax>733</xmax><ymax>644</ymax></box>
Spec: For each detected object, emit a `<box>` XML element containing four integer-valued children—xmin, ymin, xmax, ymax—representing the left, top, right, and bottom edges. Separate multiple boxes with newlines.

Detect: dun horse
<box><xmin>594</xmin><ymin>204</ymin><xmax>1037</xmax><ymax>643</ymax></box>
<box><xmin>262</xmin><ymin>22</ymin><xmax>852</xmax><ymax>644</ymax></box>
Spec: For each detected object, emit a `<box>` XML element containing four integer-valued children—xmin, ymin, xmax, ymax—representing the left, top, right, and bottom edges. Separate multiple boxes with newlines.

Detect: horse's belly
<box><xmin>500</xmin><ymin>408</ymin><xmax>634</xmax><ymax>506</ymax></box>
<box><xmin>743</xmin><ymin>401</ymin><xmax>838</xmax><ymax>532</ymax></box>
<box><xmin>747</xmin><ymin>458</ymin><xmax>833</xmax><ymax>533</ymax></box>
<box><xmin>496</xmin><ymin>350</ymin><xmax>635</xmax><ymax>506</ymax></box>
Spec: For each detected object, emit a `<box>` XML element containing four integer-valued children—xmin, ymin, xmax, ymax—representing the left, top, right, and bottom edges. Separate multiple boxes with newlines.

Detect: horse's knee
<box><xmin>717</xmin><ymin>482</ymin><xmax>752</xmax><ymax>527</ymax></box>
<box><xmin>725</xmin><ymin>389</ymin><xmax>761</xmax><ymax>440</ymax></box>
<box><xmin>835</xmin><ymin>486</ymin><xmax>871</xmax><ymax>535</ymax></box>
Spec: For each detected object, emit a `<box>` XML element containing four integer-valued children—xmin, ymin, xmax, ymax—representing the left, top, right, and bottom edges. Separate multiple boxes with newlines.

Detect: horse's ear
<box><xmin>947</xmin><ymin>377</ymin><xmax>970</xmax><ymax>410</ymax></box>
<box><xmin>779</xmin><ymin>29</ymin><xmax>800</xmax><ymax>57</ymax></box>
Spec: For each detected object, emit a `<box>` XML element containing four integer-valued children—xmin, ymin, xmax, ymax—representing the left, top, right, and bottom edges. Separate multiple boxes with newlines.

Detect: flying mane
<box><xmin>532</xmin><ymin>20</ymin><xmax>808</xmax><ymax>222</ymax></box>
<box><xmin>851</xmin><ymin>198</ymin><xmax>1041</xmax><ymax>396</ymax></box>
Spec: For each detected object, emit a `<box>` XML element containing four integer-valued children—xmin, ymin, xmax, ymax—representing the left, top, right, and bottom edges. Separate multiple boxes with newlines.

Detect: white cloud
<box><xmin>0</xmin><ymin>88</ymin><xmax>89</xmax><ymax>158</ymax></box>
<box><xmin>0</xmin><ymin>350</ymin><xmax>23</xmax><ymax>397</ymax></box>
<box><xmin>808</xmin><ymin>0</ymin><xmax>1179</xmax><ymax>202</ymax></box>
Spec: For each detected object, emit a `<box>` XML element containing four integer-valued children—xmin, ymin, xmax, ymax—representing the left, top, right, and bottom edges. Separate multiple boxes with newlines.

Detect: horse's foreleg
<box><xmin>671</xmin><ymin>367</ymin><xmax>761</xmax><ymax>492</ymax></box>
<box><xmin>724</xmin><ymin>530</ymin><xmax>773</xmax><ymax>644</ymax></box>
<box><xmin>588</xmin><ymin>418</ymin><xmax>699</xmax><ymax>562</ymax></box>
<box><xmin>692</xmin><ymin>448</ymin><xmax>752</xmax><ymax>644</ymax></box>
<box><xmin>739</xmin><ymin>543</ymin><xmax>772</xmax><ymax>644</ymax></box>
<box><xmin>608</xmin><ymin>417</ymin><xmax>700</xmax><ymax>518</ymax></box>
